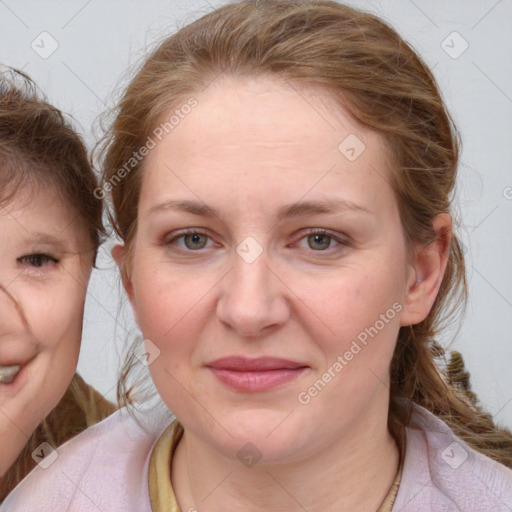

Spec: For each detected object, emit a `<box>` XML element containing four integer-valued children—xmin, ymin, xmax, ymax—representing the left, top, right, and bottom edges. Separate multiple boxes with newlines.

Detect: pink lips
<box><xmin>206</xmin><ymin>356</ymin><xmax>308</xmax><ymax>392</ymax></box>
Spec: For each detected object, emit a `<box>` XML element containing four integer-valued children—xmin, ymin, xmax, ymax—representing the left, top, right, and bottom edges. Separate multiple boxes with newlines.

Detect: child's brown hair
<box><xmin>0</xmin><ymin>68</ymin><xmax>103</xmax><ymax>259</ymax></box>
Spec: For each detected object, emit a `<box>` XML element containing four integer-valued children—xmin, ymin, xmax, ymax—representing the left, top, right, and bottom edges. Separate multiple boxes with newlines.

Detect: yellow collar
<box><xmin>149</xmin><ymin>419</ymin><xmax>183</xmax><ymax>512</ymax></box>
<box><xmin>148</xmin><ymin>420</ymin><xmax>401</xmax><ymax>512</ymax></box>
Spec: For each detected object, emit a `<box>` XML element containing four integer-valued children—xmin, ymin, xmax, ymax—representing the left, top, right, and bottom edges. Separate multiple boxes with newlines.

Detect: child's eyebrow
<box><xmin>23</xmin><ymin>232</ymin><xmax>69</xmax><ymax>249</ymax></box>
<box><xmin>146</xmin><ymin>199</ymin><xmax>374</xmax><ymax>219</ymax></box>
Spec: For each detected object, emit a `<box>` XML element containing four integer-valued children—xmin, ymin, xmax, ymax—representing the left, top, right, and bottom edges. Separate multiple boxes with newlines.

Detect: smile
<box><xmin>0</xmin><ymin>365</ymin><xmax>21</xmax><ymax>384</ymax></box>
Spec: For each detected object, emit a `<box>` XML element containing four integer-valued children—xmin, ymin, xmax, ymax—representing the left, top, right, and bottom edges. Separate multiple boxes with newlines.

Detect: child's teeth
<box><xmin>0</xmin><ymin>365</ymin><xmax>21</xmax><ymax>383</ymax></box>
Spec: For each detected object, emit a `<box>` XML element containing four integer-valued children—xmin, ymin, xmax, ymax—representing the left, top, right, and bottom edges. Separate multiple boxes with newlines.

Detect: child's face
<box><xmin>0</xmin><ymin>186</ymin><xmax>92</xmax><ymax>475</ymax></box>
<box><xmin>118</xmin><ymin>75</ymin><xmax>442</xmax><ymax>464</ymax></box>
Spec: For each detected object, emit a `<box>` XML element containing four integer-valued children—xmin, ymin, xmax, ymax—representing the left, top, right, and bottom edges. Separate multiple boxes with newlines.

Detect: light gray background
<box><xmin>1</xmin><ymin>0</ymin><xmax>511</xmax><ymax>427</ymax></box>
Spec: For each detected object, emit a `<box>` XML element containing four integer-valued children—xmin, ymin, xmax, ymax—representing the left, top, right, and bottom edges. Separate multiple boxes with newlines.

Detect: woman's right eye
<box><xmin>17</xmin><ymin>254</ymin><xmax>59</xmax><ymax>268</ymax></box>
<box><xmin>162</xmin><ymin>230</ymin><xmax>216</xmax><ymax>252</ymax></box>
<box><xmin>180</xmin><ymin>233</ymin><xmax>209</xmax><ymax>250</ymax></box>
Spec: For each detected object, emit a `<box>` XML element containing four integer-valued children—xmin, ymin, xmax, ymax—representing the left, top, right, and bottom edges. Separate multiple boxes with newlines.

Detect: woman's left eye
<box><xmin>17</xmin><ymin>254</ymin><xmax>59</xmax><ymax>268</ymax></box>
<box><xmin>296</xmin><ymin>230</ymin><xmax>344</xmax><ymax>252</ymax></box>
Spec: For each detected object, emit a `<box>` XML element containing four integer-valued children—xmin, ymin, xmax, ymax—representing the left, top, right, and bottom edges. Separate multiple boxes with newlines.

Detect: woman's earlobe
<box><xmin>400</xmin><ymin>213</ymin><xmax>452</xmax><ymax>326</ymax></box>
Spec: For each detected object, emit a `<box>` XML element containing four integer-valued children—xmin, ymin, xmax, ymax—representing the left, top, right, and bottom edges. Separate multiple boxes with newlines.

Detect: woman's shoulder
<box><xmin>394</xmin><ymin>403</ymin><xmax>512</xmax><ymax>511</ymax></box>
<box><xmin>1</xmin><ymin>406</ymin><xmax>172</xmax><ymax>512</ymax></box>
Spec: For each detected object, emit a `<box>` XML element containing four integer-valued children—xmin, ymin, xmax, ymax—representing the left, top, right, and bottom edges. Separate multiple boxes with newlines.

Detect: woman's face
<box><xmin>119</xmin><ymin>75</ymin><xmax>438</xmax><ymax>463</ymax></box>
<box><xmin>0</xmin><ymin>186</ymin><xmax>92</xmax><ymax>475</ymax></box>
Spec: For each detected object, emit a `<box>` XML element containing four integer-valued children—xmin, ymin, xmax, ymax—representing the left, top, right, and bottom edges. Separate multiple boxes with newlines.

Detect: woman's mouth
<box><xmin>206</xmin><ymin>356</ymin><xmax>308</xmax><ymax>392</ymax></box>
<box><xmin>0</xmin><ymin>365</ymin><xmax>21</xmax><ymax>384</ymax></box>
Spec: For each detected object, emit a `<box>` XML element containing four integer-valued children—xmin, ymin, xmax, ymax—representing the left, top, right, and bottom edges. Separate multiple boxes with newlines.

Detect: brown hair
<box><xmin>0</xmin><ymin>69</ymin><xmax>115</xmax><ymax>498</ymax></box>
<box><xmin>98</xmin><ymin>0</ymin><xmax>512</xmax><ymax>467</ymax></box>
<box><xmin>0</xmin><ymin>68</ymin><xmax>103</xmax><ymax>257</ymax></box>
<box><xmin>0</xmin><ymin>372</ymin><xmax>115</xmax><ymax>499</ymax></box>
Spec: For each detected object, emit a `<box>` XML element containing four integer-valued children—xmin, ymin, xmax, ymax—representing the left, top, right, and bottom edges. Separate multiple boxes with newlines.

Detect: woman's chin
<box><xmin>190</xmin><ymin>413</ymin><xmax>311</xmax><ymax>466</ymax></box>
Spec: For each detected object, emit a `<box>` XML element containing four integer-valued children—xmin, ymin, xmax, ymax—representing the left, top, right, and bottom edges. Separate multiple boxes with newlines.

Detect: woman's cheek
<box><xmin>133</xmin><ymin>261</ymin><xmax>206</xmax><ymax>339</ymax></box>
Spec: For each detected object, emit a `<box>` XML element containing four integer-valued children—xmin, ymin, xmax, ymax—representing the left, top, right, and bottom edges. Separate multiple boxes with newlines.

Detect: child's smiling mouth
<box><xmin>0</xmin><ymin>364</ymin><xmax>21</xmax><ymax>384</ymax></box>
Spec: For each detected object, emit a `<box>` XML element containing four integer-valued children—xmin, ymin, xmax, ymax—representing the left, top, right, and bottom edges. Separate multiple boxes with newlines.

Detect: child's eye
<box><xmin>17</xmin><ymin>254</ymin><xmax>59</xmax><ymax>268</ymax></box>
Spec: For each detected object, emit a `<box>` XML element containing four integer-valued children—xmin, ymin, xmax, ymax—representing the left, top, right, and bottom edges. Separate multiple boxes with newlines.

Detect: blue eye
<box><xmin>17</xmin><ymin>254</ymin><xmax>59</xmax><ymax>268</ymax></box>
<box><xmin>164</xmin><ymin>230</ymin><xmax>214</xmax><ymax>251</ymax></box>
<box><xmin>182</xmin><ymin>233</ymin><xmax>208</xmax><ymax>250</ymax></box>
<box><xmin>306</xmin><ymin>233</ymin><xmax>334</xmax><ymax>250</ymax></box>
<box><xmin>297</xmin><ymin>230</ymin><xmax>342</xmax><ymax>252</ymax></box>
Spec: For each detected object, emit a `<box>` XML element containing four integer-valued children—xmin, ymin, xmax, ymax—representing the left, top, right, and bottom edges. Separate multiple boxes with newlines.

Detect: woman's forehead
<box><xmin>139</xmin><ymin>75</ymin><xmax>393</xmax><ymax>220</ymax></box>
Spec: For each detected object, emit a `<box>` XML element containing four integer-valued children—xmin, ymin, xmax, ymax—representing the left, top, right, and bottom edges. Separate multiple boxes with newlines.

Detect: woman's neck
<box><xmin>171</xmin><ymin>407</ymin><xmax>400</xmax><ymax>512</ymax></box>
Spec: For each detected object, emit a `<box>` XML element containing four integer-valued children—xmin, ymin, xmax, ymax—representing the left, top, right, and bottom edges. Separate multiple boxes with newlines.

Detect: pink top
<box><xmin>2</xmin><ymin>403</ymin><xmax>511</xmax><ymax>511</ymax></box>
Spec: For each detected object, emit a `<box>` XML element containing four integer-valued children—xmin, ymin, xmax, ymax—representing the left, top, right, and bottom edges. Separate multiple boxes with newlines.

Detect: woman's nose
<box><xmin>215</xmin><ymin>241</ymin><xmax>290</xmax><ymax>339</ymax></box>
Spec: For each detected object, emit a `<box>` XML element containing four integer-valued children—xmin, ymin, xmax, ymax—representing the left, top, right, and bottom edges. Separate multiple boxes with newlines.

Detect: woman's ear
<box><xmin>112</xmin><ymin>244</ymin><xmax>135</xmax><ymax>307</ymax></box>
<box><xmin>400</xmin><ymin>213</ymin><xmax>452</xmax><ymax>326</ymax></box>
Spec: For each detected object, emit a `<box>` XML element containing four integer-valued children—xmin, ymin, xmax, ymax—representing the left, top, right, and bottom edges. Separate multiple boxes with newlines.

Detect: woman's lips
<box><xmin>0</xmin><ymin>365</ymin><xmax>21</xmax><ymax>384</ymax></box>
<box><xmin>206</xmin><ymin>357</ymin><xmax>308</xmax><ymax>392</ymax></box>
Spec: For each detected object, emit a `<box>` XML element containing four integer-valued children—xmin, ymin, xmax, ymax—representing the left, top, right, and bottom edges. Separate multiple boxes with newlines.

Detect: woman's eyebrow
<box><xmin>276</xmin><ymin>200</ymin><xmax>374</xmax><ymax>221</ymax></box>
<box><xmin>147</xmin><ymin>199</ymin><xmax>373</xmax><ymax>219</ymax></box>
<box><xmin>147</xmin><ymin>200</ymin><xmax>216</xmax><ymax>217</ymax></box>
